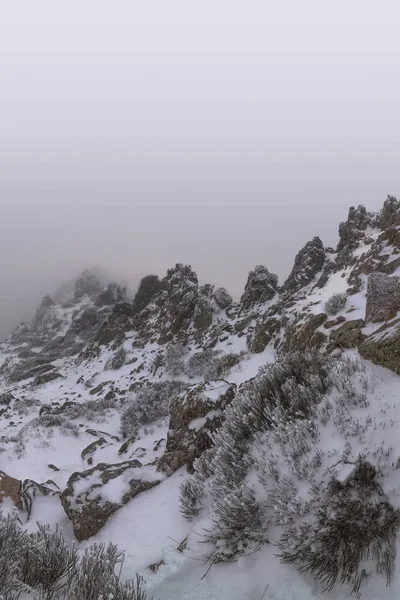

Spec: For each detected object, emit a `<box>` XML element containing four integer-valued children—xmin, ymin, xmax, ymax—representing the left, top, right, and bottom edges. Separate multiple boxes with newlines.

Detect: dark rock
<box><xmin>60</xmin><ymin>461</ymin><xmax>161</xmax><ymax>541</ymax></box>
<box><xmin>33</xmin><ymin>371</ymin><xmax>64</xmax><ymax>386</ymax></box>
<box><xmin>158</xmin><ymin>382</ymin><xmax>236</xmax><ymax>476</ymax></box>
<box><xmin>328</xmin><ymin>319</ymin><xmax>365</xmax><ymax>349</ymax></box>
<box><xmin>132</xmin><ymin>275</ymin><xmax>163</xmax><ymax>314</ymax></box>
<box><xmin>366</xmin><ymin>272</ymin><xmax>400</xmax><ymax>323</ymax></box>
<box><xmin>213</xmin><ymin>287</ymin><xmax>233</xmax><ymax>309</ymax></box>
<box><xmin>96</xmin><ymin>284</ymin><xmax>127</xmax><ymax>307</ymax></box>
<box><xmin>337</xmin><ymin>205</ymin><xmax>374</xmax><ymax>252</ymax></box>
<box><xmin>380</xmin><ymin>195</ymin><xmax>400</xmax><ymax>229</ymax></box>
<box><xmin>0</xmin><ymin>392</ymin><xmax>14</xmax><ymax>406</ymax></box>
<box><xmin>241</xmin><ymin>266</ymin><xmax>278</xmax><ymax>309</ymax></box>
<box><xmin>74</xmin><ymin>270</ymin><xmax>102</xmax><ymax>301</ymax></box>
<box><xmin>283</xmin><ymin>237</ymin><xmax>326</xmax><ymax>294</ymax></box>
<box><xmin>360</xmin><ymin>319</ymin><xmax>400</xmax><ymax>374</ymax></box>
<box><xmin>283</xmin><ymin>313</ymin><xmax>328</xmax><ymax>353</ymax></box>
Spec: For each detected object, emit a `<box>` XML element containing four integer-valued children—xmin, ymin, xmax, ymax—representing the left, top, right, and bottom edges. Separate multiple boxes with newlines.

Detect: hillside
<box><xmin>2</xmin><ymin>196</ymin><xmax>400</xmax><ymax>598</ymax></box>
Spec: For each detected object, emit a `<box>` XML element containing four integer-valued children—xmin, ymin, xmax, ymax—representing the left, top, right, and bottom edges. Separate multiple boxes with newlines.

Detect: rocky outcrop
<box><xmin>380</xmin><ymin>195</ymin><xmax>400</xmax><ymax>229</ymax></box>
<box><xmin>365</xmin><ymin>272</ymin><xmax>400</xmax><ymax>323</ymax></box>
<box><xmin>213</xmin><ymin>287</ymin><xmax>233</xmax><ymax>309</ymax></box>
<box><xmin>96</xmin><ymin>302</ymin><xmax>133</xmax><ymax>346</ymax></box>
<box><xmin>247</xmin><ymin>317</ymin><xmax>281</xmax><ymax>353</ymax></box>
<box><xmin>337</xmin><ymin>205</ymin><xmax>374</xmax><ymax>252</ymax></box>
<box><xmin>359</xmin><ymin>320</ymin><xmax>400</xmax><ymax>374</ymax></box>
<box><xmin>283</xmin><ymin>237</ymin><xmax>326</xmax><ymax>294</ymax></box>
<box><xmin>283</xmin><ymin>313</ymin><xmax>328</xmax><ymax>353</ymax></box>
<box><xmin>74</xmin><ymin>270</ymin><xmax>102</xmax><ymax>301</ymax></box>
<box><xmin>60</xmin><ymin>461</ymin><xmax>161</xmax><ymax>541</ymax></box>
<box><xmin>328</xmin><ymin>319</ymin><xmax>365</xmax><ymax>349</ymax></box>
<box><xmin>132</xmin><ymin>275</ymin><xmax>163</xmax><ymax>314</ymax></box>
<box><xmin>96</xmin><ymin>283</ymin><xmax>127</xmax><ymax>307</ymax></box>
<box><xmin>241</xmin><ymin>266</ymin><xmax>278</xmax><ymax>310</ymax></box>
<box><xmin>158</xmin><ymin>382</ymin><xmax>236</xmax><ymax>476</ymax></box>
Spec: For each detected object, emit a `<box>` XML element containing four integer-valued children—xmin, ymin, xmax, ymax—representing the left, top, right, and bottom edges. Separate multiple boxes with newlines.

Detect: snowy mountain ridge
<box><xmin>2</xmin><ymin>196</ymin><xmax>400</xmax><ymax>598</ymax></box>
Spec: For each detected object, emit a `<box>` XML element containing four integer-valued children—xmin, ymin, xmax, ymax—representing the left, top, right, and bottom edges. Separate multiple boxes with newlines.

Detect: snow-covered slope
<box><xmin>2</xmin><ymin>196</ymin><xmax>400</xmax><ymax>599</ymax></box>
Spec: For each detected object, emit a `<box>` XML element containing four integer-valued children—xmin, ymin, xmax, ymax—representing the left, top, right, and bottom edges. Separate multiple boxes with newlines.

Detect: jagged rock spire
<box><xmin>337</xmin><ymin>205</ymin><xmax>373</xmax><ymax>252</ymax></box>
<box><xmin>282</xmin><ymin>237</ymin><xmax>326</xmax><ymax>295</ymax></box>
<box><xmin>240</xmin><ymin>265</ymin><xmax>278</xmax><ymax>309</ymax></box>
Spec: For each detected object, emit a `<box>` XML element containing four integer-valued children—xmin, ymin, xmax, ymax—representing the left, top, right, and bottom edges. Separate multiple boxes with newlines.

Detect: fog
<box><xmin>1</xmin><ymin>1</ymin><xmax>400</xmax><ymax>337</ymax></box>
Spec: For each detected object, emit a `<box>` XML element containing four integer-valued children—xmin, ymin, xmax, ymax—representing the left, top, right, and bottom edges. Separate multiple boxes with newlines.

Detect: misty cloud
<box><xmin>1</xmin><ymin>0</ymin><xmax>400</xmax><ymax>336</ymax></box>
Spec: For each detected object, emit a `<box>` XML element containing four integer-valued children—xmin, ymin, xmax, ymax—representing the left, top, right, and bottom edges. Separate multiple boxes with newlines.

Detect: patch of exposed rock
<box><xmin>337</xmin><ymin>205</ymin><xmax>375</xmax><ymax>252</ymax></box>
<box><xmin>74</xmin><ymin>270</ymin><xmax>102</xmax><ymax>301</ymax></box>
<box><xmin>132</xmin><ymin>275</ymin><xmax>163</xmax><ymax>314</ymax></box>
<box><xmin>380</xmin><ymin>195</ymin><xmax>400</xmax><ymax>229</ymax></box>
<box><xmin>96</xmin><ymin>283</ymin><xmax>127</xmax><ymax>307</ymax></box>
<box><xmin>282</xmin><ymin>237</ymin><xmax>326</xmax><ymax>294</ymax></box>
<box><xmin>328</xmin><ymin>319</ymin><xmax>365</xmax><ymax>349</ymax></box>
<box><xmin>366</xmin><ymin>272</ymin><xmax>400</xmax><ymax>323</ymax></box>
<box><xmin>60</xmin><ymin>461</ymin><xmax>161</xmax><ymax>541</ymax></box>
<box><xmin>213</xmin><ymin>287</ymin><xmax>233</xmax><ymax>309</ymax></box>
<box><xmin>240</xmin><ymin>266</ymin><xmax>278</xmax><ymax>310</ymax></box>
<box><xmin>359</xmin><ymin>319</ymin><xmax>400</xmax><ymax>374</ymax></box>
<box><xmin>157</xmin><ymin>382</ymin><xmax>236</xmax><ymax>476</ymax></box>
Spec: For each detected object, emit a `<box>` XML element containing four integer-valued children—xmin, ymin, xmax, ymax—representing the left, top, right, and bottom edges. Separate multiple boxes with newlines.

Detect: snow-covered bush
<box><xmin>165</xmin><ymin>343</ymin><xmax>186</xmax><ymax>376</ymax></box>
<box><xmin>209</xmin><ymin>352</ymin><xmax>242</xmax><ymax>380</ymax></box>
<box><xmin>279</xmin><ymin>459</ymin><xmax>398</xmax><ymax>594</ymax></box>
<box><xmin>20</xmin><ymin>523</ymin><xmax>77</xmax><ymax>597</ymax></box>
<box><xmin>0</xmin><ymin>515</ymin><xmax>152</xmax><ymax>599</ymax></box>
<box><xmin>120</xmin><ymin>380</ymin><xmax>185</xmax><ymax>438</ymax></box>
<box><xmin>185</xmin><ymin>349</ymin><xmax>220</xmax><ymax>379</ymax></box>
<box><xmin>180</xmin><ymin>350</ymin><xmax>387</xmax><ymax>591</ymax></box>
<box><xmin>179</xmin><ymin>477</ymin><xmax>205</xmax><ymax>520</ymax></box>
<box><xmin>324</xmin><ymin>292</ymin><xmax>347</xmax><ymax>315</ymax></box>
<box><xmin>185</xmin><ymin>349</ymin><xmax>241</xmax><ymax>380</ymax></box>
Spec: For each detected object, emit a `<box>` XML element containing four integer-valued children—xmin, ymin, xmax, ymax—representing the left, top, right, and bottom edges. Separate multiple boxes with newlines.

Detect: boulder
<box><xmin>60</xmin><ymin>461</ymin><xmax>161</xmax><ymax>541</ymax></box>
<box><xmin>241</xmin><ymin>266</ymin><xmax>278</xmax><ymax>309</ymax></box>
<box><xmin>365</xmin><ymin>272</ymin><xmax>400</xmax><ymax>323</ymax></box>
<box><xmin>359</xmin><ymin>319</ymin><xmax>400</xmax><ymax>374</ymax></box>
<box><xmin>283</xmin><ymin>237</ymin><xmax>326</xmax><ymax>294</ymax></box>
<box><xmin>0</xmin><ymin>471</ymin><xmax>21</xmax><ymax>506</ymax></box>
<box><xmin>158</xmin><ymin>382</ymin><xmax>236</xmax><ymax>476</ymax></box>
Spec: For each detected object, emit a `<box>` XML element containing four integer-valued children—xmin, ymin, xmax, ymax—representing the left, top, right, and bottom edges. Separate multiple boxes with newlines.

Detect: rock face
<box><xmin>366</xmin><ymin>272</ymin><xmax>400</xmax><ymax>323</ymax></box>
<box><xmin>60</xmin><ymin>461</ymin><xmax>161</xmax><ymax>541</ymax></box>
<box><xmin>158</xmin><ymin>382</ymin><xmax>236</xmax><ymax>476</ymax></box>
<box><xmin>0</xmin><ymin>471</ymin><xmax>21</xmax><ymax>505</ymax></box>
<box><xmin>162</xmin><ymin>264</ymin><xmax>199</xmax><ymax>334</ymax></box>
<box><xmin>132</xmin><ymin>275</ymin><xmax>162</xmax><ymax>314</ymax></box>
<box><xmin>380</xmin><ymin>195</ymin><xmax>400</xmax><ymax>229</ymax></box>
<box><xmin>74</xmin><ymin>270</ymin><xmax>102</xmax><ymax>301</ymax></box>
<box><xmin>282</xmin><ymin>237</ymin><xmax>326</xmax><ymax>294</ymax></box>
<box><xmin>213</xmin><ymin>287</ymin><xmax>233</xmax><ymax>310</ymax></box>
<box><xmin>337</xmin><ymin>205</ymin><xmax>373</xmax><ymax>251</ymax></box>
<box><xmin>241</xmin><ymin>266</ymin><xmax>278</xmax><ymax>310</ymax></box>
<box><xmin>96</xmin><ymin>284</ymin><xmax>127</xmax><ymax>307</ymax></box>
<box><xmin>328</xmin><ymin>319</ymin><xmax>365</xmax><ymax>349</ymax></box>
<box><xmin>359</xmin><ymin>320</ymin><xmax>400</xmax><ymax>374</ymax></box>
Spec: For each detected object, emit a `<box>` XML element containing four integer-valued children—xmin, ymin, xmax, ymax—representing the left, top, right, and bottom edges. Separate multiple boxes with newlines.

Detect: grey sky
<box><xmin>1</xmin><ymin>1</ymin><xmax>400</xmax><ymax>336</ymax></box>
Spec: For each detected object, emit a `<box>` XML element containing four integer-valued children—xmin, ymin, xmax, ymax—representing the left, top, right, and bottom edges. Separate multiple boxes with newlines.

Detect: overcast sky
<box><xmin>1</xmin><ymin>1</ymin><xmax>400</xmax><ymax>336</ymax></box>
